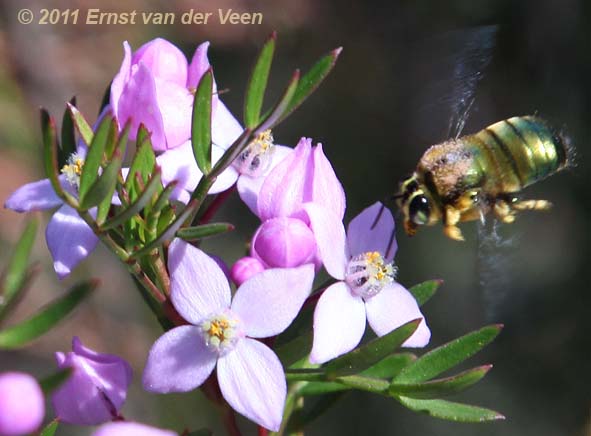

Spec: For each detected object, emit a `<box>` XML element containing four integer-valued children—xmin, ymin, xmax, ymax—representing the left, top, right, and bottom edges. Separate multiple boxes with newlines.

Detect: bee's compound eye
<box><xmin>409</xmin><ymin>195</ymin><xmax>431</xmax><ymax>225</ymax></box>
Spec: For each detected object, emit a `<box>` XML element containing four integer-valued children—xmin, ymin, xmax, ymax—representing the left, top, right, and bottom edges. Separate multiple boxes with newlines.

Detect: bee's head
<box><xmin>396</xmin><ymin>175</ymin><xmax>438</xmax><ymax>236</ymax></box>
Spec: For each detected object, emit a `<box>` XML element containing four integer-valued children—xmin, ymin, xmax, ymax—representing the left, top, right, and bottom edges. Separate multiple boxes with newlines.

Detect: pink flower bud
<box><xmin>92</xmin><ymin>422</ymin><xmax>178</xmax><ymax>436</ymax></box>
<box><xmin>231</xmin><ymin>256</ymin><xmax>265</xmax><ymax>286</ymax></box>
<box><xmin>51</xmin><ymin>337</ymin><xmax>132</xmax><ymax>425</ymax></box>
<box><xmin>0</xmin><ymin>372</ymin><xmax>44</xmax><ymax>436</ymax></box>
<box><xmin>251</xmin><ymin>217</ymin><xmax>317</xmax><ymax>268</ymax></box>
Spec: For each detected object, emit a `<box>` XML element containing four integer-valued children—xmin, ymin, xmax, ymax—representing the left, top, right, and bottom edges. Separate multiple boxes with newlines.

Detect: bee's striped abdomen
<box><xmin>471</xmin><ymin>116</ymin><xmax>568</xmax><ymax>193</ymax></box>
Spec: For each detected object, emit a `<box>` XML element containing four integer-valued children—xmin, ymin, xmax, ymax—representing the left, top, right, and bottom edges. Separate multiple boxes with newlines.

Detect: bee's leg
<box><xmin>493</xmin><ymin>199</ymin><xmax>516</xmax><ymax>224</ymax></box>
<box><xmin>443</xmin><ymin>206</ymin><xmax>464</xmax><ymax>241</ymax></box>
<box><xmin>511</xmin><ymin>199</ymin><xmax>553</xmax><ymax>211</ymax></box>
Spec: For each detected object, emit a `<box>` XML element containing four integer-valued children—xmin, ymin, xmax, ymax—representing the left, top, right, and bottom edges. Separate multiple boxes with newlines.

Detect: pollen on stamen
<box><xmin>345</xmin><ymin>251</ymin><xmax>397</xmax><ymax>299</ymax></box>
<box><xmin>199</xmin><ymin>311</ymin><xmax>243</xmax><ymax>355</ymax></box>
<box><xmin>234</xmin><ymin>129</ymin><xmax>275</xmax><ymax>177</ymax></box>
<box><xmin>60</xmin><ymin>152</ymin><xmax>85</xmax><ymax>190</ymax></box>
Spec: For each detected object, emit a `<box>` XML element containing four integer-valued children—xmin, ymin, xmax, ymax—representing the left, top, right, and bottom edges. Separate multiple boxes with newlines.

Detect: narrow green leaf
<box><xmin>101</xmin><ymin>169</ymin><xmax>162</xmax><ymax>231</ymax></box>
<box><xmin>191</xmin><ymin>69</ymin><xmax>213</xmax><ymax>174</ymax></box>
<box><xmin>390</xmin><ymin>365</ymin><xmax>492</xmax><ymax>399</ymax></box>
<box><xmin>244</xmin><ymin>31</ymin><xmax>276</xmax><ymax>128</ymax></box>
<box><xmin>130</xmin><ymin>200</ymin><xmax>199</xmax><ymax>259</ymax></box>
<box><xmin>41</xmin><ymin>109</ymin><xmax>69</xmax><ymax>202</ymax></box>
<box><xmin>0</xmin><ymin>280</ymin><xmax>97</xmax><ymax>349</ymax></box>
<box><xmin>285</xmin><ymin>368</ymin><xmax>326</xmax><ymax>382</ymax></box>
<box><xmin>279</xmin><ymin>47</ymin><xmax>342</xmax><ymax>123</ymax></box>
<box><xmin>79</xmin><ymin>115</ymin><xmax>114</xmax><ymax>201</ymax></box>
<box><xmin>362</xmin><ymin>353</ymin><xmax>417</xmax><ymax>379</ymax></box>
<box><xmin>297</xmin><ymin>381</ymin><xmax>348</xmax><ymax>396</ymax></box>
<box><xmin>1</xmin><ymin>219</ymin><xmax>37</xmax><ymax>305</ymax></box>
<box><xmin>396</xmin><ymin>397</ymin><xmax>505</xmax><ymax>422</ymax></box>
<box><xmin>394</xmin><ymin>325</ymin><xmax>503</xmax><ymax>384</ymax></box>
<box><xmin>79</xmin><ymin>148</ymin><xmax>124</xmax><ymax>211</ymax></box>
<box><xmin>39</xmin><ymin>419</ymin><xmax>59</xmax><ymax>436</ymax></box>
<box><xmin>125</xmin><ymin>131</ymin><xmax>156</xmax><ymax>201</ymax></box>
<box><xmin>185</xmin><ymin>430</ymin><xmax>212</xmax><ymax>436</ymax></box>
<box><xmin>337</xmin><ymin>374</ymin><xmax>389</xmax><ymax>393</ymax></box>
<box><xmin>409</xmin><ymin>280</ymin><xmax>442</xmax><ymax>306</ymax></box>
<box><xmin>59</xmin><ymin>96</ymin><xmax>77</xmax><ymax>168</ymax></box>
<box><xmin>39</xmin><ymin>368</ymin><xmax>72</xmax><ymax>395</ymax></box>
<box><xmin>256</xmin><ymin>69</ymin><xmax>300</xmax><ymax>132</ymax></box>
<box><xmin>0</xmin><ymin>265</ymin><xmax>39</xmax><ymax>323</ymax></box>
<box><xmin>67</xmin><ymin>102</ymin><xmax>93</xmax><ymax>146</ymax></box>
<box><xmin>325</xmin><ymin>319</ymin><xmax>421</xmax><ymax>377</ymax></box>
<box><xmin>176</xmin><ymin>223</ymin><xmax>234</xmax><ymax>241</ymax></box>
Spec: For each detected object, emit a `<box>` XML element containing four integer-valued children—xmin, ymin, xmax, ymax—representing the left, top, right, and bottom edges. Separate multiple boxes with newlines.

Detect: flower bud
<box><xmin>51</xmin><ymin>337</ymin><xmax>132</xmax><ymax>425</ymax></box>
<box><xmin>0</xmin><ymin>372</ymin><xmax>44</xmax><ymax>436</ymax></box>
<box><xmin>252</xmin><ymin>217</ymin><xmax>317</xmax><ymax>268</ymax></box>
<box><xmin>231</xmin><ymin>256</ymin><xmax>265</xmax><ymax>286</ymax></box>
<box><xmin>91</xmin><ymin>422</ymin><xmax>178</xmax><ymax>436</ymax></box>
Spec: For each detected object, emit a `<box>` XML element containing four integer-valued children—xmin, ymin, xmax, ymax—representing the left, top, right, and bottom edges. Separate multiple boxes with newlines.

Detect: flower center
<box><xmin>199</xmin><ymin>311</ymin><xmax>243</xmax><ymax>356</ymax></box>
<box><xmin>345</xmin><ymin>251</ymin><xmax>397</xmax><ymax>299</ymax></box>
<box><xmin>60</xmin><ymin>153</ymin><xmax>85</xmax><ymax>190</ymax></box>
<box><xmin>234</xmin><ymin>129</ymin><xmax>275</xmax><ymax>177</ymax></box>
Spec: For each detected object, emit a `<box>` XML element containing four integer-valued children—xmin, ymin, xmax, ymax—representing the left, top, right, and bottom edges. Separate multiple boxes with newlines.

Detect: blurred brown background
<box><xmin>0</xmin><ymin>0</ymin><xmax>589</xmax><ymax>435</ymax></box>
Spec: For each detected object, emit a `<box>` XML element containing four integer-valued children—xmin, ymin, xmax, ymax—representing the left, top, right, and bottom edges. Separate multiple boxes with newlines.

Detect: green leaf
<box><xmin>0</xmin><ymin>280</ymin><xmax>97</xmax><ymax>349</ymax></box>
<box><xmin>41</xmin><ymin>109</ymin><xmax>69</xmax><ymax>202</ymax></box>
<box><xmin>297</xmin><ymin>381</ymin><xmax>348</xmax><ymax>396</ymax></box>
<box><xmin>101</xmin><ymin>169</ymin><xmax>162</xmax><ymax>231</ymax></box>
<box><xmin>79</xmin><ymin>147</ymin><xmax>124</xmax><ymax>211</ymax></box>
<box><xmin>256</xmin><ymin>69</ymin><xmax>300</xmax><ymax>132</ymax></box>
<box><xmin>362</xmin><ymin>352</ymin><xmax>417</xmax><ymax>379</ymax></box>
<box><xmin>176</xmin><ymin>223</ymin><xmax>234</xmax><ymax>241</ymax></box>
<box><xmin>409</xmin><ymin>280</ymin><xmax>442</xmax><ymax>306</ymax></box>
<box><xmin>325</xmin><ymin>319</ymin><xmax>421</xmax><ymax>377</ymax></box>
<box><xmin>125</xmin><ymin>131</ymin><xmax>156</xmax><ymax>201</ymax></box>
<box><xmin>191</xmin><ymin>69</ymin><xmax>213</xmax><ymax>174</ymax></box>
<box><xmin>393</xmin><ymin>325</ymin><xmax>503</xmax><ymax>384</ymax></box>
<box><xmin>0</xmin><ymin>219</ymin><xmax>37</xmax><ymax>308</ymax></box>
<box><xmin>279</xmin><ymin>47</ymin><xmax>342</xmax><ymax>123</ymax></box>
<box><xmin>337</xmin><ymin>374</ymin><xmax>389</xmax><ymax>392</ymax></box>
<box><xmin>39</xmin><ymin>368</ymin><xmax>72</xmax><ymax>395</ymax></box>
<box><xmin>59</xmin><ymin>96</ymin><xmax>77</xmax><ymax>168</ymax></box>
<box><xmin>390</xmin><ymin>365</ymin><xmax>492</xmax><ymax>399</ymax></box>
<box><xmin>396</xmin><ymin>397</ymin><xmax>505</xmax><ymax>422</ymax></box>
<box><xmin>67</xmin><ymin>102</ymin><xmax>94</xmax><ymax>146</ymax></box>
<box><xmin>185</xmin><ymin>430</ymin><xmax>212</xmax><ymax>436</ymax></box>
<box><xmin>244</xmin><ymin>31</ymin><xmax>276</xmax><ymax>128</ymax></box>
<box><xmin>39</xmin><ymin>419</ymin><xmax>59</xmax><ymax>436</ymax></box>
<box><xmin>78</xmin><ymin>115</ymin><xmax>115</xmax><ymax>201</ymax></box>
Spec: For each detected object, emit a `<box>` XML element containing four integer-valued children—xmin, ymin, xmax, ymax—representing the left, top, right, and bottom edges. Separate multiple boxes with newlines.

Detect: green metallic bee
<box><xmin>397</xmin><ymin>116</ymin><xmax>572</xmax><ymax>241</ymax></box>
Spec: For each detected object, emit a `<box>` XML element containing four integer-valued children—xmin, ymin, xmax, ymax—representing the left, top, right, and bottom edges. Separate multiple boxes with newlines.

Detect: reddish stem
<box><xmin>258</xmin><ymin>426</ymin><xmax>269</xmax><ymax>436</ymax></box>
<box><xmin>198</xmin><ymin>185</ymin><xmax>237</xmax><ymax>224</ymax></box>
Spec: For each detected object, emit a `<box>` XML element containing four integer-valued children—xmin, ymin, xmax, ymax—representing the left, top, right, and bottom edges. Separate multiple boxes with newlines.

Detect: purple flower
<box><xmin>4</xmin><ymin>146</ymin><xmax>98</xmax><ymax>279</ymax></box>
<box><xmin>0</xmin><ymin>372</ymin><xmax>44</xmax><ymax>436</ymax></box>
<box><xmin>250</xmin><ymin>137</ymin><xmax>346</xmax><ymax>269</ymax></box>
<box><xmin>230</xmin><ymin>256</ymin><xmax>265</xmax><ymax>286</ymax></box>
<box><xmin>142</xmin><ymin>239</ymin><xmax>315</xmax><ymax>431</ymax></box>
<box><xmin>111</xmin><ymin>38</ymin><xmax>218</xmax><ymax>151</ymax></box>
<box><xmin>91</xmin><ymin>422</ymin><xmax>177</xmax><ymax>436</ymax></box>
<box><xmin>52</xmin><ymin>337</ymin><xmax>132</xmax><ymax>425</ymax></box>
<box><xmin>309</xmin><ymin>202</ymin><xmax>430</xmax><ymax>364</ymax></box>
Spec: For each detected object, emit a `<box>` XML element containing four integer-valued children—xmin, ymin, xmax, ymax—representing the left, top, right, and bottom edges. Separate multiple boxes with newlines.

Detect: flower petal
<box><xmin>212</xmin><ymin>100</ymin><xmax>243</xmax><ymax>150</ymax></box>
<box><xmin>132</xmin><ymin>38</ymin><xmax>188</xmax><ymax>86</ymax></box>
<box><xmin>187</xmin><ymin>41</ymin><xmax>216</xmax><ymax>93</ymax></box>
<box><xmin>365</xmin><ymin>282</ymin><xmax>430</xmax><ymax>348</ymax></box>
<box><xmin>217</xmin><ymin>338</ymin><xmax>286</xmax><ymax>431</ymax></box>
<box><xmin>236</xmin><ymin>145</ymin><xmax>292</xmax><ymax>215</ymax></box>
<box><xmin>92</xmin><ymin>422</ymin><xmax>178</xmax><ymax>436</ymax></box>
<box><xmin>142</xmin><ymin>326</ymin><xmax>216</xmax><ymax>393</ymax></box>
<box><xmin>231</xmin><ymin>264</ymin><xmax>314</xmax><ymax>338</ymax></box>
<box><xmin>311</xmin><ymin>144</ymin><xmax>346</xmax><ymax>219</ymax></box>
<box><xmin>46</xmin><ymin>205</ymin><xmax>98</xmax><ymax>279</ymax></box>
<box><xmin>169</xmin><ymin>239</ymin><xmax>231</xmax><ymax>324</ymax></box>
<box><xmin>302</xmin><ymin>202</ymin><xmax>347</xmax><ymax>280</ymax></box>
<box><xmin>154</xmin><ymin>78</ymin><xmax>193</xmax><ymax>150</ymax></box>
<box><xmin>0</xmin><ymin>372</ymin><xmax>44</xmax><ymax>435</ymax></box>
<box><xmin>4</xmin><ymin>177</ymin><xmax>66</xmax><ymax>212</ymax></box>
<box><xmin>347</xmin><ymin>202</ymin><xmax>397</xmax><ymax>262</ymax></box>
<box><xmin>110</xmin><ymin>42</ymin><xmax>132</xmax><ymax>114</ymax></box>
<box><xmin>310</xmin><ymin>282</ymin><xmax>366</xmax><ymax>364</ymax></box>
<box><xmin>117</xmin><ymin>63</ymin><xmax>166</xmax><ymax>149</ymax></box>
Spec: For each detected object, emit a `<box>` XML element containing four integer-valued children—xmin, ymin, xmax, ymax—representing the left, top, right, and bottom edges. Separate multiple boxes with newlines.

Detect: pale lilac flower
<box><xmin>309</xmin><ymin>202</ymin><xmax>430</xmax><ymax>364</ymax></box>
<box><xmin>52</xmin><ymin>337</ymin><xmax>132</xmax><ymax>425</ymax></box>
<box><xmin>4</xmin><ymin>145</ymin><xmax>98</xmax><ymax>279</ymax></box>
<box><xmin>250</xmin><ymin>137</ymin><xmax>346</xmax><ymax>269</ymax></box>
<box><xmin>91</xmin><ymin>422</ymin><xmax>178</xmax><ymax>436</ymax></box>
<box><xmin>143</xmin><ymin>239</ymin><xmax>315</xmax><ymax>431</ymax></box>
<box><xmin>0</xmin><ymin>372</ymin><xmax>44</xmax><ymax>436</ymax></box>
<box><xmin>230</xmin><ymin>256</ymin><xmax>265</xmax><ymax>286</ymax></box>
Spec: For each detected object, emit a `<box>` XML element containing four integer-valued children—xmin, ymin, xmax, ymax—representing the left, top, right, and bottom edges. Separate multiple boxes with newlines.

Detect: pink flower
<box><xmin>52</xmin><ymin>337</ymin><xmax>132</xmax><ymax>425</ymax></box>
<box><xmin>250</xmin><ymin>137</ymin><xmax>346</xmax><ymax>269</ymax></box>
<box><xmin>309</xmin><ymin>202</ymin><xmax>431</xmax><ymax>364</ymax></box>
<box><xmin>230</xmin><ymin>256</ymin><xmax>265</xmax><ymax>286</ymax></box>
<box><xmin>91</xmin><ymin>422</ymin><xmax>177</xmax><ymax>436</ymax></box>
<box><xmin>0</xmin><ymin>372</ymin><xmax>44</xmax><ymax>436</ymax></box>
<box><xmin>143</xmin><ymin>239</ymin><xmax>315</xmax><ymax>431</ymax></box>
